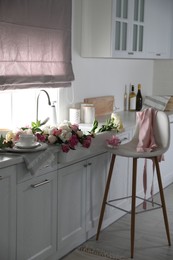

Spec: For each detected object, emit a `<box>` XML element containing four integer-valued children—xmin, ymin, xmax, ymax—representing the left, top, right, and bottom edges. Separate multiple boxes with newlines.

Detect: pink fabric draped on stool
<box><xmin>136</xmin><ymin>108</ymin><xmax>158</xmax><ymax>152</ymax></box>
<box><xmin>136</xmin><ymin>107</ymin><xmax>163</xmax><ymax>209</ymax></box>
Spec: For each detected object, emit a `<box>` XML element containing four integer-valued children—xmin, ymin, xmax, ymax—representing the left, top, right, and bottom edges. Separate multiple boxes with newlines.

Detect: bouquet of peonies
<box><xmin>0</xmin><ymin>121</ymin><xmax>93</xmax><ymax>153</ymax></box>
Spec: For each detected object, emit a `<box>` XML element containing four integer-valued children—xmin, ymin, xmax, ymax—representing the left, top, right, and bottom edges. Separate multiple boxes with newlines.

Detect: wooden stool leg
<box><xmin>131</xmin><ymin>158</ymin><xmax>137</xmax><ymax>258</ymax></box>
<box><xmin>96</xmin><ymin>154</ymin><xmax>116</xmax><ymax>240</ymax></box>
<box><xmin>154</xmin><ymin>157</ymin><xmax>171</xmax><ymax>246</ymax></box>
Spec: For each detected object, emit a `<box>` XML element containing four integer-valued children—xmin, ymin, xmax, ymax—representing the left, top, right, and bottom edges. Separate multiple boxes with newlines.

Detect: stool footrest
<box><xmin>106</xmin><ymin>195</ymin><xmax>162</xmax><ymax>215</ymax></box>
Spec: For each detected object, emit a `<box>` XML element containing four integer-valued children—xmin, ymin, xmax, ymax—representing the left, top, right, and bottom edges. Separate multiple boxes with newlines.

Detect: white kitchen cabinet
<box><xmin>57</xmin><ymin>160</ymin><xmax>87</xmax><ymax>258</ymax></box>
<box><xmin>57</xmin><ymin>152</ymin><xmax>111</xmax><ymax>257</ymax></box>
<box><xmin>81</xmin><ymin>0</ymin><xmax>146</xmax><ymax>58</ymax></box>
<box><xmin>0</xmin><ymin>166</ymin><xmax>16</xmax><ymax>260</ymax></box>
<box><xmin>145</xmin><ymin>0</ymin><xmax>173</xmax><ymax>59</ymax></box>
<box><xmin>17</xmin><ymin>171</ymin><xmax>57</xmax><ymax>260</ymax></box>
<box><xmin>86</xmin><ymin>152</ymin><xmax>110</xmax><ymax>238</ymax></box>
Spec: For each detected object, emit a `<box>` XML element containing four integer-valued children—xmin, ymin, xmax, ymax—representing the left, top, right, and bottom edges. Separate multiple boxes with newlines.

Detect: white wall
<box><xmin>59</xmin><ymin>0</ymin><xmax>154</xmax><ymax>121</ymax></box>
<box><xmin>153</xmin><ymin>60</ymin><xmax>173</xmax><ymax>95</ymax></box>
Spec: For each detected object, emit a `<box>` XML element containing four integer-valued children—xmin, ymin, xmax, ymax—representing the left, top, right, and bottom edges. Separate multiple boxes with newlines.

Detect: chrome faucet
<box><xmin>36</xmin><ymin>90</ymin><xmax>51</xmax><ymax>126</ymax></box>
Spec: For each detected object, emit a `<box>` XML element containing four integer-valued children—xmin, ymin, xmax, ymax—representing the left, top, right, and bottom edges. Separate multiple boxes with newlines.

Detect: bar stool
<box><xmin>96</xmin><ymin>109</ymin><xmax>171</xmax><ymax>258</ymax></box>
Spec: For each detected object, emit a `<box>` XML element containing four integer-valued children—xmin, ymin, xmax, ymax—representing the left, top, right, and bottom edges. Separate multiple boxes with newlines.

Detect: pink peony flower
<box><xmin>61</xmin><ymin>144</ymin><xmax>70</xmax><ymax>153</ymax></box>
<box><xmin>13</xmin><ymin>131</ymin><xmax>22</xmax><ymax>142</ymax></box>
<box><xmin>70</xmin><ymin>124</ymin><xmax>79</xmax><ymax>131</ymax></box>
<box><xmin>106</xmin><ymin>135</ymin><xmax>121</xmax><ymax>147</ymax></box>
<box><xmin>36</xmin><ymin>133</ymin><xmax>46</xmax><ymax>142</ymax></box>
<box><xmin>69</xmin><ymin>135</ymin><xmax>79</xmax><ymax>149</ymax></box>
<box><xmin>82</xmin><ymin>136</ymin><xmax>92</xmax><ymax>148</ymax></box>
<box><xmin>52</xmin><ymin>128</ymin><xmax>62</xmax><ymax>136</ymax></box>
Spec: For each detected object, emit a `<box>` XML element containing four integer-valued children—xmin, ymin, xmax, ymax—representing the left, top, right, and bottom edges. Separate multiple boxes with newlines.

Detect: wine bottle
<box><xmin>136</xmin><ymin>84</ymin><xmax>143</xmax><ymax>111</ymax></box>
<box><xmin>129</xmin><ymin>85</ymin><xmax>136</xmax><ymax>111</ymax></box>
<box><xmin>124</xmin><ymin>85</ymin><xmax>127</xmax><ymax>111</ymax></box>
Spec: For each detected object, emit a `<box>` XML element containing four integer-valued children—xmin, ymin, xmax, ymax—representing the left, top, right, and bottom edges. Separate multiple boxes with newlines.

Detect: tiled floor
<box><xmin>62</xmin><ymin>184</ymin><xmax>173</xmax><ymax>259</ymax></box>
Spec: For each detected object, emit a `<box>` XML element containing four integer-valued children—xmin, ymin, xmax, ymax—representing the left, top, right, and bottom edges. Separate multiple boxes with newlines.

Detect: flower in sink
<box><xmin>106</xmin><ymin>135</ymin><xmax>121</xmax><ymax>148</ymax></box>
<box><xmin>0</xmin><ymin>120</ymin><xmax>93</xmax><ymax>153</ymax></box>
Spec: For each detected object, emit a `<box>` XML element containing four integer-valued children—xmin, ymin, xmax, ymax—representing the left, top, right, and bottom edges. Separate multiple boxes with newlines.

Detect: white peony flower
<box><xmin>42</xmin><ymin>126</ymin><xmax>51</xmax><ymax>135</ymax></box>
<box><xmin>111</xmin><ymin>113</ymin><xmax>124</xmax><ymax>131</ymax></box>
<box><xmin>6</xmin><ymin>131</ymin><xmax>15</xmax><ymax>142</ymax></box>
<box><xmin>25</xmin><ymin>129</ymin><xmax>33</xmax><ymax>135</ymax></box>
<box><xmin>59</xmin><ymin>120</ymin><xmax>72</xmax><ymax>131</ymax></box>
<box><xmin>59</xmin><ymin>130</ymin><xmax>72</xmax><ymax>142</ymax></box>
<box><xmin>76</xmin><ymin>130</ymin><xmax>83</xmax><ymax>138</ymax></box>
<box><xmin>48</xmin><ymin>135</ymin><xmax>57</xmax><ymax>144</ymax></box>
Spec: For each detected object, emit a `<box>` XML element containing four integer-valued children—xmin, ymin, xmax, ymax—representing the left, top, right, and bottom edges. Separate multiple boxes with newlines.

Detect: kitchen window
<box><xmin>0</xmin><ymin>0</ymin><xmax>74</xmax><ymax>90</ymax></box>
<box><xmin>0</xmin><ymin>0</ymin><xmax>74</xmax><ymax>130</ymax></box>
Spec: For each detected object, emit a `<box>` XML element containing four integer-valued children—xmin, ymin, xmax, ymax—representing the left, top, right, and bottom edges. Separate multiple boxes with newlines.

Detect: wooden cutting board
<box><xmin>165</xmin><ymin>96</ymin><xmax>173</xmax><ymax>111</ymax></box>
<box><xmin>83</xmin><ymin>96</ymin><xmax>114</xmax><ymax>116</ymax></box>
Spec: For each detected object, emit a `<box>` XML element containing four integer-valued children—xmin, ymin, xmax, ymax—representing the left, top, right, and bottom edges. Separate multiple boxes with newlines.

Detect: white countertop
<box><xmin>0</xmin><ymin>154</ymin><xmax>23</xmax><ymax>169</ymax></box>
<box><xmin>0</xmin><ymin>110</ymin><xmax>173</xmax><ymax>170</ymax></box>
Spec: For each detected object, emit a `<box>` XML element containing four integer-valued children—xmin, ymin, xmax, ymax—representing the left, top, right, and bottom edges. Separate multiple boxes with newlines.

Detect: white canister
<box><xmin>69</xmin><ymin>108</ymin><xmax>80</xmax><ymax>124</ymax></box>
<box><xmin>83</xmin><ymin>106</ymin><xmax>95</xmax><ymax>124</ymax></box>
<box><xmin>80</xmin><ymin>103</ymin><xmax>94</xmax><ymax>122</ymax></box>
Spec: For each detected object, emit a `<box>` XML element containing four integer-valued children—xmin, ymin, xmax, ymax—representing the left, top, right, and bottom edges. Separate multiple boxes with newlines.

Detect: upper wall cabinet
<box><xmin>144</xmin><ymin>0</ymin><xmax>173</xmax><ymax>59</ymax></box>
<box><xmin>81</xmin><ymin>0</ymin><xmax>146</xmax><ymax>58</ymax></box>
<box><xmin>81</xmin><ymin>0</ymin><xmax>173</xmax><ymax>59</ymax></box>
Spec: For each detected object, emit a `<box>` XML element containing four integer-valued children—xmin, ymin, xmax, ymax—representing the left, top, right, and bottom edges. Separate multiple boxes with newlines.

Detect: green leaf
<box><xmin>31</xmin><ymin>121</ymin><xmax>42</xmax><ymax>133</ymax></box>
<box><xmin>89</xmin><ymin>119</ymin><xmax>99</xmax><ymax>134</ymax></box>
<box><xmin>0</xmin><ymin>135</ymin><xmax>5</xmax><ymax>148</ymax></box>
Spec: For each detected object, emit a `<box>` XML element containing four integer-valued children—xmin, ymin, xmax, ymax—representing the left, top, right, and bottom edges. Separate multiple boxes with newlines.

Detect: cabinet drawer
<box><xmin>17</xmin><ymin>156</ymin><xmax>58</xmax><ymax>184</ymax></box>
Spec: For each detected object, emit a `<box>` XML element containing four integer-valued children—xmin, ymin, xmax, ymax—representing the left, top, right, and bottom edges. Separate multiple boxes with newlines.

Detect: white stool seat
<box><xmin>106</xmin><ymin>139</ymin><xmax>168</xmax><ymax>158</ymax></box>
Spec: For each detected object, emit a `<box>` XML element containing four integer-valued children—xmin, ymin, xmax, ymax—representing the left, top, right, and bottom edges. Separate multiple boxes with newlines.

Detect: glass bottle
<box><xmin>136</xmin><ymin>84</ymin><xmax>143</xmax><ymax>111</ymax></box>
<box><xmin>129</xmin><ymin>85</ymin><xmax>136</xmax><ymax>111</ymax></box>
<box><xmin>124</xmin><ymin>85</ymin><xmax>127</xmax><ymax>111</ymax></box>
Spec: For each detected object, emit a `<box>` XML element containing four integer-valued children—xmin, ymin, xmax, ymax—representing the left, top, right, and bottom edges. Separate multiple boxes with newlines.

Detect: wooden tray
<box><xmin>84</xmin><ymin>96</ymin><xmax>114</xmax><ymax>116</ymax></box>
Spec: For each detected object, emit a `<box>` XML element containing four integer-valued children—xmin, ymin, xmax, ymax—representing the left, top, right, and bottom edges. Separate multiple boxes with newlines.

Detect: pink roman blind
<box><xmin>0</xmin><ymin>0</ymin><xmax>74</xmax><ymax>90</ymax></box>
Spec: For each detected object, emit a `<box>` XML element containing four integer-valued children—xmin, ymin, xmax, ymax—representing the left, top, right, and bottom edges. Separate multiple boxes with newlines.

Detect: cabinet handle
<box><xmin>0</xmin><ymin>176</ymin><xmax>3</xmax><ymax>180</ymax></box>
<box><xmin>88</xmin><ymin>162</ymin><xmax>92</xmax><ymax>166</ymax></box>
<box><xmin>128</xmin><ymin>52</ymin><xmax>134</xmax><ymax>55</ymax></box>
<box><xmin>83</xmin><ymin>164</ymin><xmax>87</xmax><ymax>167</ymax></box>
<box><xmin>31</xmin><ymin>179</ymin><xmax>50</xmax><ymax>188</ymax></box>
<box><xmin>156</xmin><ymin>53</ymin><xmax>161</xmax><ymax>56</ymax></box>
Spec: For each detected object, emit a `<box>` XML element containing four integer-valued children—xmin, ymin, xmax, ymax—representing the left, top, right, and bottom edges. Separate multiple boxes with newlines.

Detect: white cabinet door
<box><xmin>145</xmin><ymin>0</ymin><xmax>173</xmax><ymax>59</ymax></box>
<box><xmin>112</xmin><ymin>0</ymin><xmax>146</xmax><ymax>58</ymax></box>
<box><xmin>17</xmin><ymin>171</ymin><xmax>57</xmax><ymax>260</ymax></box>
<box><xmin>86</xmin><ymin>152</ymin><xmax>110</xmax><ymax>238</ymax></box>
<box><xmin>57</xmin><ymin>161</ymin><xmax>86</xmax><ymax>258</ymax></box>
<box><xmin>0</xmin><ymin>166</ymin><xmax>16</xmax><ymax>260</ymax></box>
<box><xmin>81</xmin><ymin>0</ymin><xmax>112</xmax><ymax>57</ymax></box>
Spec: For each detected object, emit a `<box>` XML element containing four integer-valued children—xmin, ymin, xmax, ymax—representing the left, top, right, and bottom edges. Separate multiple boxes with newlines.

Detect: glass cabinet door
<box><xmin>113</xmin><ymin>0</ymin><xmax>145</xmax><ymax>57</ymax></box>
<box><xmin>114</xmin><ymin>0</ymin><xmax>128</xmax><ymax>51</ymax></box>
<box><xmin>132</xmin><ymin>0</ymin><xmax>145</xmax><ymax>52</ymax></box>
